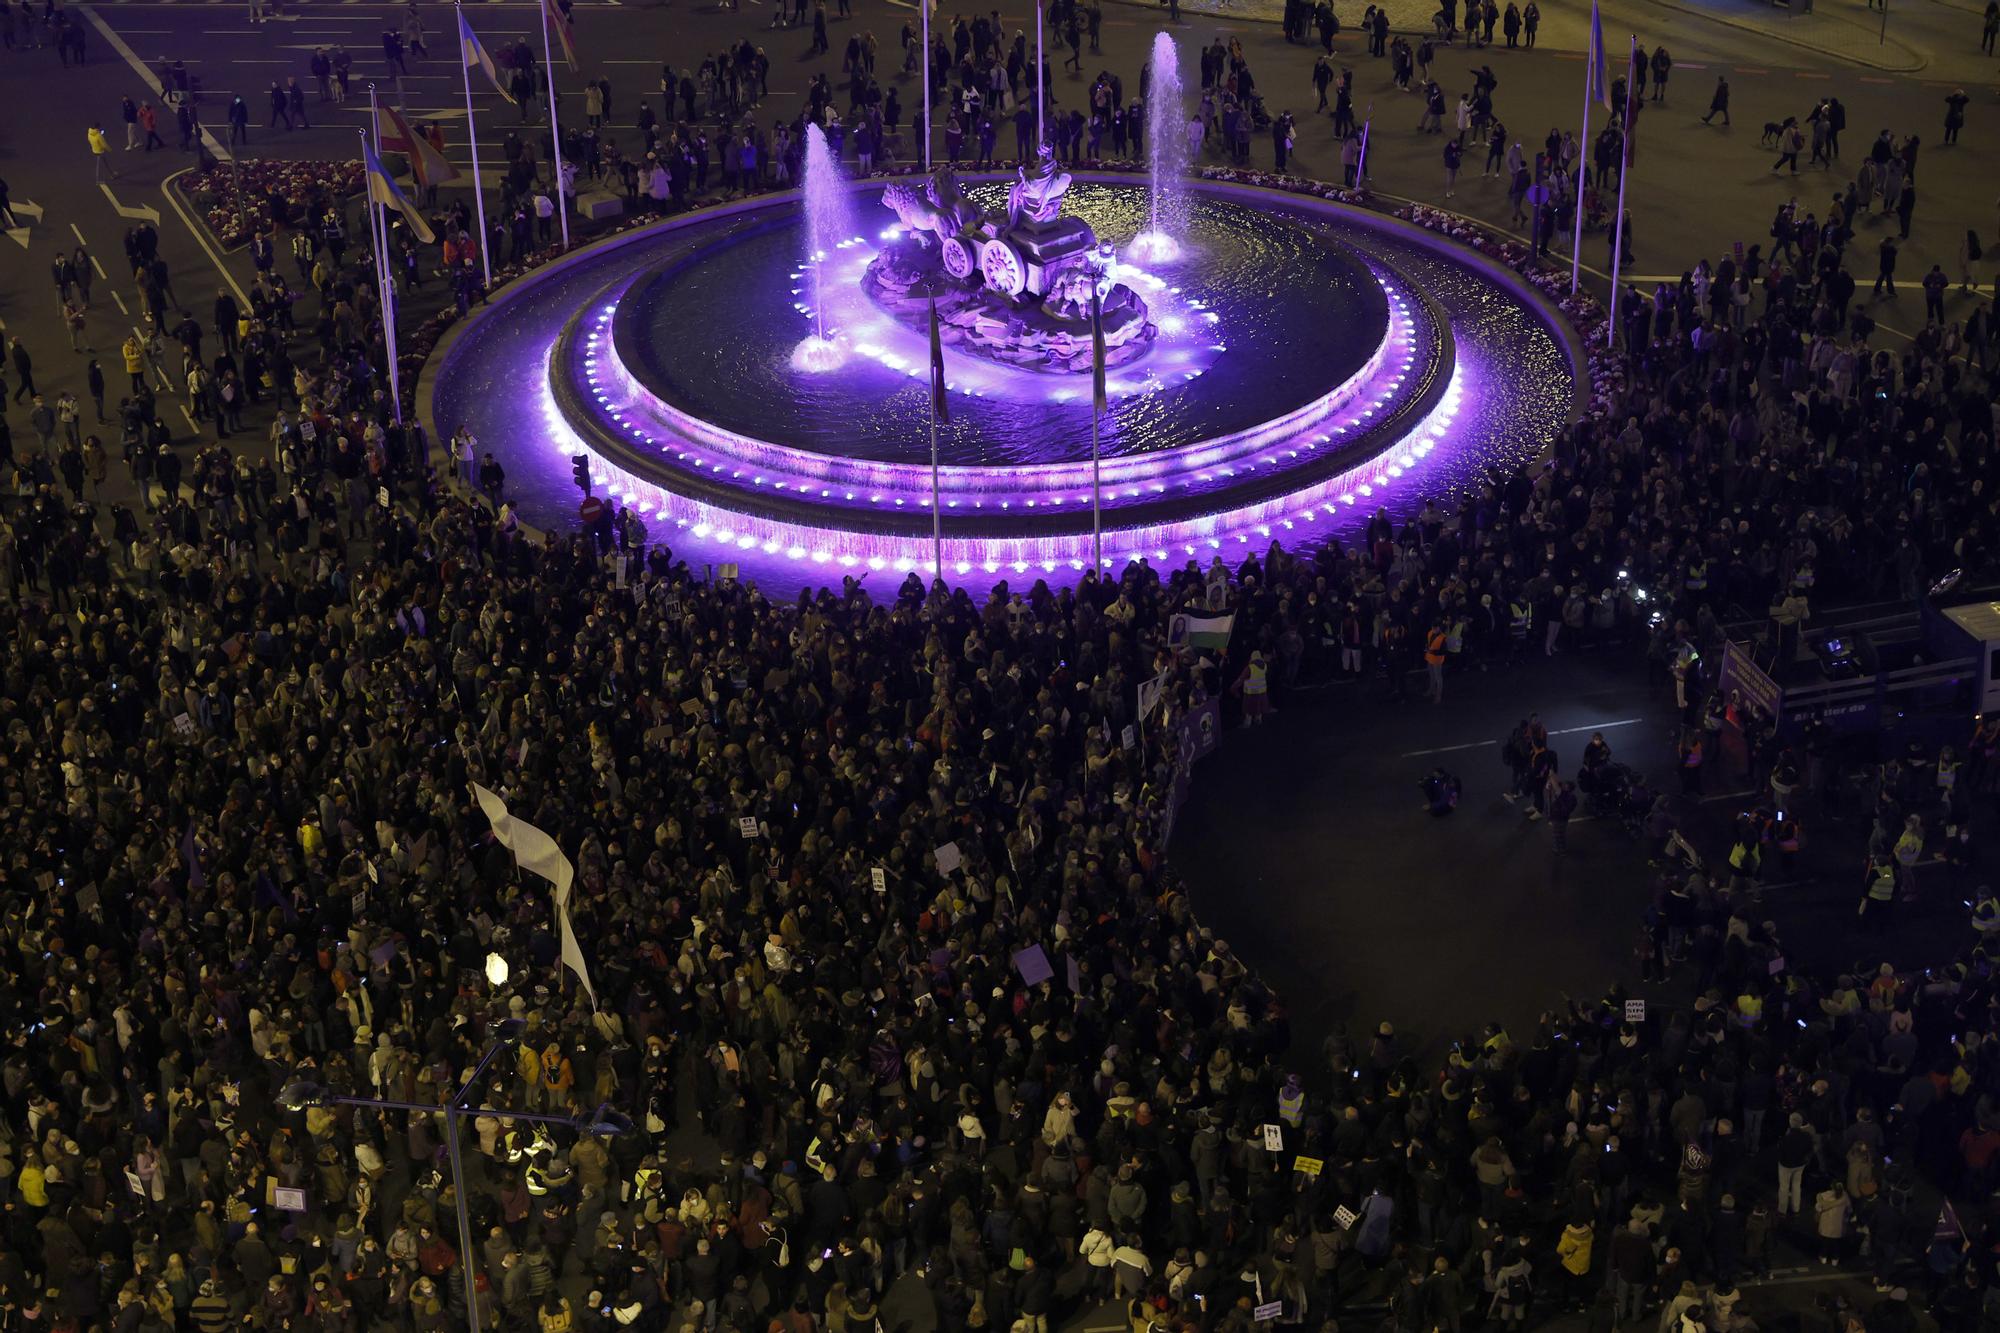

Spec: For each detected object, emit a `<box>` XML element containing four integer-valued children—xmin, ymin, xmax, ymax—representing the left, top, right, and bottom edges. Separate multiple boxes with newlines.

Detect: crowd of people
<box><xmin>7</xmin><ymin>3</ymin><xmax>2000</xmax><ymax>1333</ymax></box>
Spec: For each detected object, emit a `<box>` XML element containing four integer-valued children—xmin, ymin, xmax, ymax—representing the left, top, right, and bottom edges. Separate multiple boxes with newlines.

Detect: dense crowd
<box><xmin>9</xmin><ymin>7</ymin><xmax>2000</xmax><ymax>1333</ymax></box>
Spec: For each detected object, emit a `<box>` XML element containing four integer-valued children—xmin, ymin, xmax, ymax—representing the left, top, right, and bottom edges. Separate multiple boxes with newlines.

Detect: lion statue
<box><xmin>881</xmin><ymin>168</ymin><xmax>983</xmax><ymax>247</ymax></box>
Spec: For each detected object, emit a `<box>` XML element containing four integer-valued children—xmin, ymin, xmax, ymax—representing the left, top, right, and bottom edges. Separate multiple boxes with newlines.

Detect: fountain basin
<box><xmin>424</xmin><ymin>173</ymin><xmax>1582</xmax><ymax>585</ymax></box>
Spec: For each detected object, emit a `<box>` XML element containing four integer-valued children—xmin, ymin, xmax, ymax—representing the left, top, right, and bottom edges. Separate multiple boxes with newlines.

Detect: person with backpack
<box><xmin>1489</xmin><ymin>1246</ymin><xmax>1532</xmax><ymax>1330</ymax></box>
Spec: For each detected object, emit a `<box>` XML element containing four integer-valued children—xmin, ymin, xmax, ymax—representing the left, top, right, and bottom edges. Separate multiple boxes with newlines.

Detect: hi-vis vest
<box><xmin>1425</xmin><ymin>629</ymin><xmax>1448</xmax><ymax>664</ymax></box>
<box><xmin>1277</xmin><ymin>1086</ymin><xmax>1304</xmax><ymax>1127</ymax></box>
<box><xmin>1243</xmin><ymin>662</ymin><xmax>1268</xmax><ymax>696</ymax></box>
<box><xmin>1867</xmin><ymin>865</ymin><xmax>1897</xmax><ymax>902</ymax></box>
<box><xmin>1684</xmin><ymin>559</ymin><xmax>1709</xmax><ymax>591</ymax></box>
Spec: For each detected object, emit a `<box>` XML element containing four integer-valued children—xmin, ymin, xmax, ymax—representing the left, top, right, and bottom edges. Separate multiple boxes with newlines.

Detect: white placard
<box><xmin>1261</xmin><ymin>1123</ymin><xmax>1284</xmax><ymax>1152</ymax></box>
<box><xmin>738</xmin><ymin>817</ymin><xmax>759</xmax><ymax>839</ymax></box>
<box><xmin>1624</xmin><ymin>999</ymin><xmax>1647</xmax><ymax>1023</ymax></box>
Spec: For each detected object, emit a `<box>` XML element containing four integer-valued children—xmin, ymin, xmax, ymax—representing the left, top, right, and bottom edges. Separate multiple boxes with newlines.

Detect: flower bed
<box><xmin>175</xmin><ymin>159</ymin><xmax>366</xmax><ymax>249</ymax></box>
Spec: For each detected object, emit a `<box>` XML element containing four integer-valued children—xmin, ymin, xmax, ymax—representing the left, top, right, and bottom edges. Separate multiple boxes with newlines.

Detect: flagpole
<box><xmin>1356</xmin><ymin>103</ymin><xmax>1372</xmax><ymax>185</ymax></box>
<box><xmin>1606</xmin><ymin>35</ymin><xmax>1634</xmax><ymax>348</ymax></box>
<box><xmin>539</xmin><ymin>0</ymin><xmax>571</xmax><ymax>250</ymax></box>
<box><xmin>1570</xmin><ymin>87</ymin><xmax>1592</xmax><ymax>293</ymax></box>
<box><xmin>365</xmin><ymin>94</ymin><xmax>404</xmax><ymax>425</ymax></box>
<box><xmin>921</xmin><ymin>0</ymin><xmax>932</xmax><ymax>170</ymax></box>
<box><xmin>1089</xmin><ymin>288</ymin><xmax>1105</xmax><ymax>575</ymax></box>
<box><xmin>928</xmin><ymin>405</ymin><xmax>942</xmax><ymax>580</ymax></box>
<box><xmin>1574</xmin><ymin>0</ymin><xmax>1602</xmax><ymax>294</ymax></box>
<box><xmin>1089</xmin><ymin>403</ymin><xmax>1102</xmax><ymax>575</ymax></box>
<box><xmin>456</xmin><ymin>1</ymin><xmax>493</xmax><ymax>291</ymax></box>
<box><xmin>1035</xmin><ymin>0</ymin><xmax>1044</xmax><ymax>150</ymax></box>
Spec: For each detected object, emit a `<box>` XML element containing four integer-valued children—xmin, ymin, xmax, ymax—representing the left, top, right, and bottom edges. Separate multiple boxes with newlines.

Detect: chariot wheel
<box><xmin>979</xmin><ymin>238</ymin><xmax>1027</xmax><ymax>298</ymax></box>
<box><xmin>940</xmin><ymin>235</ymin><xmax>976</xmax><ymax>280</ymax></box>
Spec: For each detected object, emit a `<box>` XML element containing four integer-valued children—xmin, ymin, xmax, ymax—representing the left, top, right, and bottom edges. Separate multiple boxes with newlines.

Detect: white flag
<box><xmin>473</xmin><ymin>783</ymin><xmax>574</xmax><ymax>908</ymax></box>
<box><xmin>559</xmin><ymin>906</ymin><xmax>597</xmax><ymax>1008</ymax></box>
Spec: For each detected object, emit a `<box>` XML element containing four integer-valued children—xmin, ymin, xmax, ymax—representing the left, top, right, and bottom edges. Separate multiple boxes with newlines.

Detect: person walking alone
<box><xmin>86</xmin><ymin>122</ymin><xmax>112</xmax><ymax>180</ymax></box>
<box><xmin>1701</xmin><ymin>75</ymin><xmax>1729</xmax><ymax>126</ymax></box>
<box><xmin>1945</xmin><ymin>88</ymin><xmax>1969</xmax><ymax>145</ymax></box>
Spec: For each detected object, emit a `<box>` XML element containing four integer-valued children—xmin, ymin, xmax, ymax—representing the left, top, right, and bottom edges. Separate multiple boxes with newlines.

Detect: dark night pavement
<box><xmin>1171</xmin><ymin>642</ymin><xmax>1982</xmax><ymax>1069</ymax></box>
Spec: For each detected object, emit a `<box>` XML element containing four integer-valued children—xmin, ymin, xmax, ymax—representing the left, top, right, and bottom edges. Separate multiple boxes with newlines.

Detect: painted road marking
<box><xmin>1401</xmin><ymin>718</ymin><xmax>1646</xmax><ymax>759</ymax></box>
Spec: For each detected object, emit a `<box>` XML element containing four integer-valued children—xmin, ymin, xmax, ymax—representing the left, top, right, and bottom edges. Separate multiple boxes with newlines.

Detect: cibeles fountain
<box><xmin>423</xmin><ymin>32</ymin><xmax>1584</xmax><ymax>587</ymax></box>
<box><xmin>862</xmin><ymin>147</ymin><xmax>1155</xmax><ymax>374</ymax></box>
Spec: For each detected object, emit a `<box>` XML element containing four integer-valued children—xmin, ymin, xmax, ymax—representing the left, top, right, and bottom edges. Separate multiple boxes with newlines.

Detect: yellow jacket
<box><xmin>87</xmin><ymin>127</ymin><xmax>110</xmax><ymax>156</ymax></box>
<box><xmin>1557</xmin><ymin>1223</ymin><xmax>1593</xmax><ymax>1276</ymax></box>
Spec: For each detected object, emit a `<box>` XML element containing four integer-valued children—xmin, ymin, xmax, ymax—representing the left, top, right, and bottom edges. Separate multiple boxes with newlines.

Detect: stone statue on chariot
<box><xmin>866</xmin><ymin>147</ymin><xmax>1155</xmax><ymax>374</ymax></box>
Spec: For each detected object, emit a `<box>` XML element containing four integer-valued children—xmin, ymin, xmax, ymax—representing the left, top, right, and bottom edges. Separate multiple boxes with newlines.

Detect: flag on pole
<box><xmin>928</xmin><ymin>295</ymin><xmax>950</xmax><ymax>425</ymax></box>
<box><xmin>542</xmin><ymin>0</ymin><xmax>579</xmax><ymax>70</ymax></box>
<box><xmin>374</xmin><ymin>102</ymin><xmax>459</xmax><ymax>189</ymax></box>
<box><xmin>459</xmin><ymin>7</ymin><xmax>516</xmax><ymax>103</ymax></box>
<box><xmin>558</xmin><ymin>905</ymin><xmax>598</xmax><ymax>1007</ymax></box>
<box><xmin>471</xmin><ymin>782</ymin><xmax>575</xmax><ymax>909</ymax></box>
<box><xmin>1090</xmin><ymin>289</ymin><xmax>1108</xmax><ymax>413</ymax></box>
<box><xmin>1586</xmin><ymin>0</ymin><xmax>1610</xmax><ymax>110</ymax></box>
<box><xmin>363</xmin><ymin>138</ymin><xmax>436</xmax><ymax>244</ymax></box>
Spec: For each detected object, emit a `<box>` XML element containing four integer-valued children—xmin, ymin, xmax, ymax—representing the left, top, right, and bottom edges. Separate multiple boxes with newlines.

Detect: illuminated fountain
<box><xmin>790</xmin><ymin>124</ymin><xmax>849</xmax><ymax>373</ymax></box>
<box><xmin>424</xmin><ymin>30</ymin><xmax>1583</xmax><ymax>588</ymax></box>
<box><xmin>1129</xmin><ymin>32</ymin><xmax>1189</xmax><ymax>265</ymax></box>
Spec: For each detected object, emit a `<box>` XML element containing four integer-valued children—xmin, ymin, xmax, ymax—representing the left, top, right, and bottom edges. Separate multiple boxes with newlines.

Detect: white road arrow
<box><xmin>4</xmin><ymin>228</ymin><xmax>30</xmax><ymax>250</ymax></box>
<box><xmin>100</xmin><ymin>184</ymin><xmax>162</xmax><ymax>225</ymax></box>
<box><xmin>11</xmin><ymin>200</ymin><xmax>45</xmax><ymax>222</ymax></box>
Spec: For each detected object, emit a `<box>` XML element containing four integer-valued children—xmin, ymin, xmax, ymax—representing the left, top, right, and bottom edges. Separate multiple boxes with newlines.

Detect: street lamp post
<box><xmin>280</xmin><ymin>1018</ymin><xmax>631</xmax><ymax>1333</ymax></box>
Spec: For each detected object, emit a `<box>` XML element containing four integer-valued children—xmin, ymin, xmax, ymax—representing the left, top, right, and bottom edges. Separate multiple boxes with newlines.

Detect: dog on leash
<box><xmin>1760</xmin><ymin>121</ymin><xmax>1784</xmax><ymax>147</ymax></box>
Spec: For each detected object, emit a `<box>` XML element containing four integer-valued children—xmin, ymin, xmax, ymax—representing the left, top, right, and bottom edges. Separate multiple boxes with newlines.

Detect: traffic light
<box><xmin>571</xmin><ymin>454</ymin><xmax>591</xmax><ymax>495</ymax></box>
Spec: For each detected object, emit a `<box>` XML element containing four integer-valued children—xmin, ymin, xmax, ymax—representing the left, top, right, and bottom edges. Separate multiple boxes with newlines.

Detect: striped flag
<box><xmin>459</xmin><ymin>6</ymin><xmax>516</xmax><ymax>103</ymax></box>
<box><xmin>928</xmin><ymin>295</ymin><xmax>950</xmax><ymax>424</ymax></box>
<box><xmin>1586</xmin><ymin>0</ymin><xmax>1610</xmax><ymax>110</ymax></box>
<box><xmin>374</xmin><ymin>102</ymin><xmax>459</xmax><ymax>190</ymax></box>
<box><xmin>542</xmin><ymin>0</ymin><xmax>579</xmax><ymax>71</ymax></box>
<box><xmin>1090</xmin><ymin>290</ymin><xmax>1107</xmax><ymax>413</ymax></box>
<box><xmin>364</xmin><ymin>138</ymin><xmax>436</xmax><ymax>245</ymax></box>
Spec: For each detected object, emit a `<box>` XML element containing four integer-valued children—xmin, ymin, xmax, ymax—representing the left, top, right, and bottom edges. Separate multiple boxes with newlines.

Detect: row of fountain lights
<box><xmin>576</xmin><ymin>271</ymin><xmax>1426</xmax><ymax>513</ymax></box>
<box><xmin>544</xmin><ymin>349</ymin><xmax>1463</xmax><ymax>578</ymax></box>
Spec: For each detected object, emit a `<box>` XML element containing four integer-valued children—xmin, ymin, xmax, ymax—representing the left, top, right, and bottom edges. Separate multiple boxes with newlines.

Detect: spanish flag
<box><xmin>374</xmin><ymin>102</ymin><xmax>458</xmax><ymax>190</ymax></box>
<box><xmin>458</xmin><ymin>6</ymin><xmax>515</xmax><ymax>103</ymax></box>
<box><xmin>542</xmin><ymin>0</ymin><xmax>579</xmax><ymax>71</ymax></box>
<box><xmin>364</xmin><ymin>138</ymin><xmax>436</xmax><ymax>245</ymax></box>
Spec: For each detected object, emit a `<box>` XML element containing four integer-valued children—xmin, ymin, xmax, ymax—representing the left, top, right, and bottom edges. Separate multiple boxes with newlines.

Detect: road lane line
<box><xmin>78</xmin><ymin>2</ymin><xmax>235</xmax><ymax>164</ymax></box>
<box><xmin>159</xmin><ymin>165</ymin><xmax>252</xmax><ymax>308</ymax></box>
<box><xmin>1400</xmin><ymin>718</ymin><xmax>1644</xmax><ymax>758</ymax></box>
